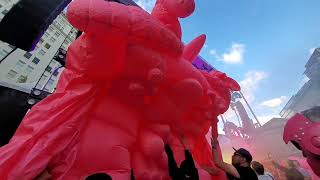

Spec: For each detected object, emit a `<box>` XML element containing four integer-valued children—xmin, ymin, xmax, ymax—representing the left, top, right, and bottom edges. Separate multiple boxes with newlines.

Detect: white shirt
<box><xmin>257</xmin><ymin>172</ymin><xmax>274</xmax><ymax>180</ymax></box>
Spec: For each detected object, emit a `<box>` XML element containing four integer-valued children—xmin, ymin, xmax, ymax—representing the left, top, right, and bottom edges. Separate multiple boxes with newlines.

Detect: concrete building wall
<box><xmin>280</xmin><ymin>48</ymin><xmax>320</xmax><ymax>118</ymax></box>
<box><xmin>0</xmin><ymin>2</ymin><xmax>77</xmax><ymax>93</ymax></box>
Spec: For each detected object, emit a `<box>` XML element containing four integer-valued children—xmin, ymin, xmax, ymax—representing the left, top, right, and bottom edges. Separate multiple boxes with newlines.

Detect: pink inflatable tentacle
<box><xmin>183</xmin><ymin>34</ymin><xmax>206</xmax><ymax>62</ymax></box>
<box><xmin>67</xmin><ymin>0</ymin><xmax>182</xmax><ymax>56</ymax></box>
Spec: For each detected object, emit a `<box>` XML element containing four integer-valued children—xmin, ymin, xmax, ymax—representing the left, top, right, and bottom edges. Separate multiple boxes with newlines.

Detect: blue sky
<box><xmin>134</xmin><ymin>0</ymin><xmax>320</xmax><ymax>132</ymax></box>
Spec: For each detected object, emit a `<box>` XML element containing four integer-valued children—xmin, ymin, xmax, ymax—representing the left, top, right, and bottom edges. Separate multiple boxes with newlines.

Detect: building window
<box><xmin>44</xmin><ymin>32</ymin><xmax>49</xmax><ymax>38</ymax></box>
<box><xmin>24</xmin><ymin>52</ymin><xmax>32</xmax><ymax>59</ymax></box>
<box><xmin>16</xmin><ymin>75</ymin><xmax>28</xmax><ymax>83</ymax></box>
<box><xmin>32</xmin><ymin>57</ymin><xmax>40</xmax><ymax>64</ymax></box>
<box><xmin>2</xmin><ymin>9</ymin><xmax>9</xmax><ymax>15</ymax></box>
<box><xmin>47</xmin><ymin>79</ymin><xmax>54</xmax><ymax>85</ymax></box>
<box><xmin>61</xmin><ymin>44</ymin><xmax>67</xmax><ymax>51</ymax></box>
<box><xmin>0</xmin><ymin>49</ymin><xmax>9</xmax><ymax>59</ymax></box>
<box><xmin>15</xmin><ymin>60</ymin><xmax>26</xmax><ymax>69</ymax></box>
<box><xmin>54</xmin><ymin>31</ymin><xmax>60</xmax><ymax>37</ymax></box>
<box><xmin>53</xmin><ymin>70</ymin><xmax>60</xmax><ymax>76</ymax></box>
<box><xmin>6</xmin><ymin>70</ymin><xmax>18</xmax><ymax>79</ymax></box>
<box><xmin>34</xmin><ymin>45</ymin><xmax>40</xmax><ymax>51</ymax></box>
<box><xmin>45</xmin><ymin>66</ymin><xmax>52</xmax><ymax>73</ymax></box>
<box><xmin>48</xmin><ymin>26</ymin><xmax>54</xmax><ymax>32</ymax></box>
<box><xmin>8</xmin><ymin>44</ymin><xmax>15</xmax><ymax>49</ymax></box>
<box><xmin>24</xmin><ymin>65</ymin><xmax>34</xmax><ymax>75</ymax></box>
<box><xmin>49</xmin><ymin>37</ymin><xmax>56</xmax><ymax>43</ymax></box>
<box><xmin>56</xmin><ymin>22</ymin><xmax>61</xmax><ymax>29</ymax></box>
<box><xmin>44</xmin><ymin>43</ymin><xmax>51</xmax><ymax>49</ymax></box>
<box><xmin>36</xmin><ymin>74</ymin><xmax>48</xmax><ymax>89</ymax></box>
<box><xmin>2</xmin><ymin>49</ymin><xmax>9</xmax><ymax>54</ymax></box>
<box><xmin>38</xmin><ymin>49</ymin><xmax>46</xmax><ymax>56</ymax></box>
<box><xmin>38</xmin><ymin>38</ymin><xmax>44</xmax><ymax>44</ymax></box>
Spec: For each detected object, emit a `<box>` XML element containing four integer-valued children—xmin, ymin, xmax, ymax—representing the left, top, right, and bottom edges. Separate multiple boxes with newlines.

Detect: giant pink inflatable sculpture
<box><xmin>0</xmin><ymin>0</ymin><xmax>240</xmax><ymax>179</ymax></box>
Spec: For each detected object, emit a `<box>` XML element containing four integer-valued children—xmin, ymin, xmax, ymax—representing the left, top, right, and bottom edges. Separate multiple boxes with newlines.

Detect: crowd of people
<box><xmin>208</xmin><ymin>137</ymin><xmax>312</xmax><ymax>180</ymax></box>
<box><xmin>32</xmin><ymin>134</ymin><xmax>314</xmax><ymax>180</ymax></box>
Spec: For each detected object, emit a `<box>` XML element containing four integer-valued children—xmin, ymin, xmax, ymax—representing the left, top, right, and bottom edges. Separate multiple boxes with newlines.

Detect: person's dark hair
<box><xmin>85</xmin><ymin>173</ymin><xmax>112</xmax><ymax>180</ymax></box>
<box><xmin>251</xmin><ymin>161</ymin><xmax>264</xmax><ymax>175</ymax></box>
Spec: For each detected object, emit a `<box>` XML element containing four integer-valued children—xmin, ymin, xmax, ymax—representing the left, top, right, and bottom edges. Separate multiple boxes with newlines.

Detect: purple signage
<box><xmin>192</xmin><ymin>56</ymin><xmax>215</xmax><ymax>72</ymax></box>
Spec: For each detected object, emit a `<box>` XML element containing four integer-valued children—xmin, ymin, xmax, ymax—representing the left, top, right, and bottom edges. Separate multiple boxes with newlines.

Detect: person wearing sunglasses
<box><xmin>210</xmin><ymin>138</ymin><xmax>258</xmax><ymax>180</ymax></box>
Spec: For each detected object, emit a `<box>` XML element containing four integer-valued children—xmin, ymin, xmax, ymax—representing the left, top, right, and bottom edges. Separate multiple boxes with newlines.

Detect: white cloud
<box><xmin>309</xmin><ymin>47</ymin><xmax>316</xmax><ymax>55</ymax></box>
<box><xmin>239</xmin><ymin>71</ymin><xmax>268</xmax><ymax>102</ymax></box>
<box><xmin>134</xmin><ymin>0</ymin><xmax>156</xmax><ymax>13</ymax></box>
<box><xmin>204</xmin><ymin>44</ymin><xmax>208</xmax><ymax>48</ymax></box>
<box><xmin>260</xmin><ymin>96</ymin><xmax>287</xmax><ymax>108</ymax></box>
<box><xmin>218</xmin><ymin>43</ymin><xmax>245</xmax><ymax>64</ymax></box>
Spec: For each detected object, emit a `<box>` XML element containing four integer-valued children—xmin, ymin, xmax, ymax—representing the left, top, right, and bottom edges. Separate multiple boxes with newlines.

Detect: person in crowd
<box><xmin>271</xmin><ymin>159</ymin><xmax>305</xmax><ymax>180</ymax></box>
<box><xmin>251</xmin><ymin>161</ymin><xmax>275</xmax><ymax>180</ymax></box>
<box><xmin>164</xmin><ymin>136</ymin><xmax>199</xmax><ymax>180</ymax></box>
<box><xmin>210</xmin><ymin>138</ymin><xmax>258</xmax><ymax>180</ymax></box>
<box><xmin>292</xmin><ymin>160</ymin><xmax>312</xmax><ymax>180</ymax></box>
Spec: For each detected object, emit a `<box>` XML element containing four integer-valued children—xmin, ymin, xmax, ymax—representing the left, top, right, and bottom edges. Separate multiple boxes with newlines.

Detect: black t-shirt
<box><xmin>227</xmin><ymin>166</ymin><xmax>258</xmax><ymax>180</ymax></box>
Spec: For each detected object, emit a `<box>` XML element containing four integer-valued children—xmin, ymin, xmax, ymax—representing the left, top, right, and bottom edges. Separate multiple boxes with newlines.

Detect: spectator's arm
<box><xmin>201</xmin><ymin>166</ymin><xmax>219</xmax><ymax>175</ymax></box>
<box><xmin>211</xmin><ymin>148</ymin><xmax>240</xmax><ymax>178</ymax></box>
<box><xmin>131</xmin><ymin>169</ymin><xmax>135</xmax><ymax>180</ymax></box>
<box><xmin>184</xmin><ymin>150</ymin><xmax>199</xmax><ymax>180</ymax></box>
<box><xmin>184</xmin><ymin>149</ymin><xmax>196</xmax><ymax>169</ymax></box>
<box><xmin>211</xmin><ymin>138</ymin><xmax>240</xmax><ymax>178</ymax></box>
<box><xmin>165</xmin><ymin>144</ymin><xmax>179</xmax><ymax>177</ymax></box>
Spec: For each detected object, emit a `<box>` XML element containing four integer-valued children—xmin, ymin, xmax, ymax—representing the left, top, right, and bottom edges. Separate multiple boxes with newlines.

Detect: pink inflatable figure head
<box><xmin>283</xmin><ymin>110</ymin><xmax>320</xmax><ymax>177</ymax></box>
